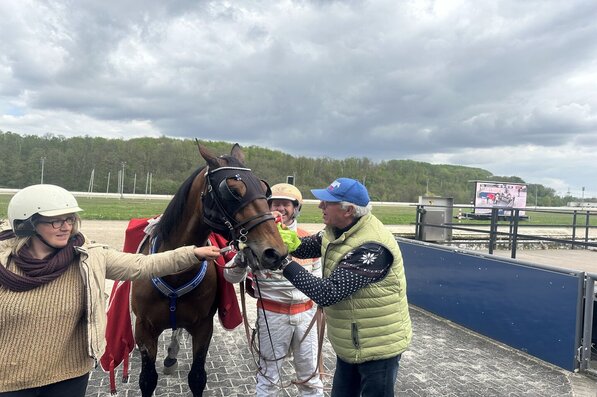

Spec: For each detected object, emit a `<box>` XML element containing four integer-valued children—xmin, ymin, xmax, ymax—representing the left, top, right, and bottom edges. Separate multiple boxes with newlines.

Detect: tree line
<box><xmin>0</xmin><ymin>130</ymin><xmax>583</xmax><ymax>205</ymax></box>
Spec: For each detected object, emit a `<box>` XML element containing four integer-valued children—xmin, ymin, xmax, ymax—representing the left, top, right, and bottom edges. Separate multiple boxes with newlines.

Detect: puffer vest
<box><xmin>321</xmin><ymin>213</ymin><xmax>412</xmax><ymax>363</ymax></box>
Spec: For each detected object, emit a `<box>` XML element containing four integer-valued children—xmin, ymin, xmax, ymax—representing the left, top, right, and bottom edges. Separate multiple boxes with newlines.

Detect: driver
<box><xmin>224</xmin><ymin>183</ymin><xmax>324</xmax><ymax>396</ymax></box>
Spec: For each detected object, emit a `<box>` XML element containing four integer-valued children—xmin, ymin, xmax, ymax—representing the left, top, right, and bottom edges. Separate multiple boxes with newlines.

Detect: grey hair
<box><xmin>340</xmin><ymin>201</ymin><xmax>372</xmax><ymax>218</ymax></box>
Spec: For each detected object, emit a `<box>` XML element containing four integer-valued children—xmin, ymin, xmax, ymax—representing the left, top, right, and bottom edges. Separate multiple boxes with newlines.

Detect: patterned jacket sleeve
<box><xmin>289</xmin><ymin>232</ymin><xmax>323</xmax><ymax>259</ymax></box>
<box><xmin>283</xmin><ymin>242</ymin><xmax>393</xmax><ymax>307</ymax></box>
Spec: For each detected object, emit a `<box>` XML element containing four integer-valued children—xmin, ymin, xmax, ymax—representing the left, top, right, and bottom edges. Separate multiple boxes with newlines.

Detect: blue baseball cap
<box><xmin>311</xmin><ymin>178</ymin><xmax>370</xmax><ymax>207</ymax></box>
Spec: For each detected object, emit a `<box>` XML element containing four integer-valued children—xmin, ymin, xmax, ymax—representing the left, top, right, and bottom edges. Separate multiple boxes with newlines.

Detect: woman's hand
<box><xmin>193</xmin><ymin>245</ymin><xmax>222</xmax><ymax>261</ymax></box>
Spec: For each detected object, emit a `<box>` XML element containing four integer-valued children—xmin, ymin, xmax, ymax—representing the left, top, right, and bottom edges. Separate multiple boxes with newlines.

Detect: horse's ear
<box><xmin>198</xmin><ymin>144</ymin><xmax>220</xmax><ymax>168</ymax></box>
<box><xmin>230</xmin><ymin>143</ymin><xmax>245</xmax><ymax>164</ymax></box>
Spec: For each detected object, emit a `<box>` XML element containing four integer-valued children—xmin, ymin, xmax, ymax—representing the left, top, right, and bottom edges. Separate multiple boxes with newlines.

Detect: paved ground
<box><xmin>82</xmin><ymin>221</ymin><xmax>597</xmax><ymax>397</ymax></box>
<box><xmin>85</xmin><ymin>296</ymin><xmax>596</xmax><ymax>397</ymax></box>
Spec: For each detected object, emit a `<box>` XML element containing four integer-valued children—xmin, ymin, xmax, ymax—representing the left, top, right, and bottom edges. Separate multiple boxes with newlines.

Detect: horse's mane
<box><xmin>155</xmin><ymin>154</ymin><xmax>245</xmax><ymax>240</ymax></box>
<box><xmin>155</xmin><ymin>166</ymin><xmax>205</xmax><ymax>240</ymax></box>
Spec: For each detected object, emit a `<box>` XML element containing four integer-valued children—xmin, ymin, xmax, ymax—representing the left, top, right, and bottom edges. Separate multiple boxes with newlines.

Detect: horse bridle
<box><xmin>201</xmin><ymin>165</ymin><xmax>274</xmax><ymax>250</ymax></box>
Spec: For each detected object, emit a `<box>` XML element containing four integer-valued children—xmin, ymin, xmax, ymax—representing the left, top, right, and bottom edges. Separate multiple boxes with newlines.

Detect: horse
<box><xmin>131</xmin><ymin>143</ymin><xmax>288</xmax><ymax>396</ymax></box>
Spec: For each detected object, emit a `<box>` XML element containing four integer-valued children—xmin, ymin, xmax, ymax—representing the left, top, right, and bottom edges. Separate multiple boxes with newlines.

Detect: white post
<box><xmin>120</xmin><ymin>162</ymin><xmax>126</xmax><ymax>199</ymax></box>
<box><xmin>88</xmin><ymin>169</ymin><xmax>95</xmax><ymax>194</ymax></box>
<box><xmin>40</xmin><ymin>157</ymin><xmax>46</xmax><ymax>184</ymax></box>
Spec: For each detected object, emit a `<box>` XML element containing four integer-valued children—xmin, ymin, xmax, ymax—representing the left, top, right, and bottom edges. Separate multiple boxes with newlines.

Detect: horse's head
<box><xmin>200</xmin><ymin>143</ymin><xmax>288</xmax><ymax>271</ymax></box>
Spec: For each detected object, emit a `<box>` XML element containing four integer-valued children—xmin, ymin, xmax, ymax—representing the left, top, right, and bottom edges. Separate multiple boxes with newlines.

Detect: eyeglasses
<box><xmin>320</xmin><ymin>201</ymin><xmax>341</xmax><ymax>209</ymax></box>
<box><xmin>38</xmin><ymin>216</ymin><xmax>77</xmax><ymax>229</ymax></box>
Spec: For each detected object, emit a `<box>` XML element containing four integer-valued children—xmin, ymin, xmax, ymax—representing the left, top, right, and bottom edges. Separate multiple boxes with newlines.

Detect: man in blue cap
<box><xmin>278</xmin><ymin>177</ymin><xmax>412</xmax><ymax>397</ymax></box>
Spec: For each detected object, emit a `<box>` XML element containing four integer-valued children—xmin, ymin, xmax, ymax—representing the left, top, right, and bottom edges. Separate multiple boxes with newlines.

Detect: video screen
<box><xmin>474</xmin><ymin>182</ymin><xmax>527</xmax><ymax>216</ymax></box>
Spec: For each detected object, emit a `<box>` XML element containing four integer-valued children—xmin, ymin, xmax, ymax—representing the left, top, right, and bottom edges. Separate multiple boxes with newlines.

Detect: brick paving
<box><xmin>86</xmin><ymin>295</ymin><xmax>597</xmax><ymax>397</ymax></box>
<box><xmin>80</xmin><ymin>221</ymin><xmax>597</xmax><ymax>396</ymax></box>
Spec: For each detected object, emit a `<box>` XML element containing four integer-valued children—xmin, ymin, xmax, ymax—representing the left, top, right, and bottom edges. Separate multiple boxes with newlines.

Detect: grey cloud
<box><xmin>1</xmin><ymin>0</ymin><xmax>596</xmax><ymax>194</ymax></box>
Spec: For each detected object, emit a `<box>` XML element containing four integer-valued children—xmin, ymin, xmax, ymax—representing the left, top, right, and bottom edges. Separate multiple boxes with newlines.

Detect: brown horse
<box><xmin>131</xmin><ymin>143</ymin><xmax>288</xmax><ymax>396</ymax></box>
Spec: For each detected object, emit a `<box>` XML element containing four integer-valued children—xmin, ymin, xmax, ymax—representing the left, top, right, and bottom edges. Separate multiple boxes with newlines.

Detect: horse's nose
<box><xmin>261</xmin><ymin>248</ymin><xmax>285</xmax><ymax>270</ymax></box>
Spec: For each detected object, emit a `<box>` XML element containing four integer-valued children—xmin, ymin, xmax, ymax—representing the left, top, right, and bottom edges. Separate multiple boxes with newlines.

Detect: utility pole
<box><xmin>88</xmin><ymin>169</ymin><xmax>95</xmax><ymax>194</ymax></box>
<box><xmin>40</xmin><ymin>157</ymin><xmax>46</xmax><ymax>184</ymax></box>
<box><xmin>120</xmin><ymin>162</ymin><xmax>126</xmax><ymax>199</ymax></box>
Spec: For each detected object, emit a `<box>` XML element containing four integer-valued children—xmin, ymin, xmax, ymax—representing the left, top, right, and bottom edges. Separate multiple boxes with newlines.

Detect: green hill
<box><xmin>0</xmin><ymin>130</ymin><xmax>572</xmax><ymax>205</ymax></box>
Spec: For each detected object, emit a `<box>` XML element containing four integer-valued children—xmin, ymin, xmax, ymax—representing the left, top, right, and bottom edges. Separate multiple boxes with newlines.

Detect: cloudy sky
<box><xmin>1</xmin><ymin>0</ymin><xmax>596</xmax><ymax>197</ymax></box>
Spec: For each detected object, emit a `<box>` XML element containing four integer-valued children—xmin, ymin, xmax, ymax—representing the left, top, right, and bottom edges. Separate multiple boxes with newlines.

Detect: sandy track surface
<box><xmin>81</xmin><ymin>220</ymin><xmax>327</xmax><ymax>250</ymax></box>
<box><xmin>81</xmin><ymin>220</ymin><xmax>131</xmax><ymax>249</ymax></box>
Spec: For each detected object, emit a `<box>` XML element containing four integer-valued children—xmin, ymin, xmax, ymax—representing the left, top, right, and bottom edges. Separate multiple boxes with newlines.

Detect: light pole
<box><xmin>40</xmin><ymin>157</ymin><xmax>46</xmax><ymax>184</ymax></box>
<box><xmin>120</xmin><ymin>161</ymin><xmax>126</xmax><ymax>199</ymax></box>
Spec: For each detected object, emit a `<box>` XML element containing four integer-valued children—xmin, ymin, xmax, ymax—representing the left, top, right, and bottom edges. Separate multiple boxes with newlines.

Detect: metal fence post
<box><xmin>580</xmin><ymin>274</ymin><xmax>595</xmax><ymax>372</ymax></box>
<box><xmin>572</xmin><ymin>211</ymin><xmax>578</xmax><ymax>250</ymax></box>
<box><xmin>510</xmin><ymin>209</ymin><xmax>520</xmax><ymax>259</ymax></box>
<box><xmin>489</xmin><ymin>208</ymin><xmax>498</xmax><ymax>254</ymax></box>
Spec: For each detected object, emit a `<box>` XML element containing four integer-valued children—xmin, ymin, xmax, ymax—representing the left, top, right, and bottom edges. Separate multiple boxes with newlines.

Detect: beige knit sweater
<box><xmin>0</xmin><ymin>260</ymin><xmax>93</xmax><ymax>392</ymax></box>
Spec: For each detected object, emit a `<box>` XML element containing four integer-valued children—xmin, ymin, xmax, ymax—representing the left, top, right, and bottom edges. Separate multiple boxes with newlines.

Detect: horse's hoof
<box><xmin>163</xmin><ymin>358</ymin><xmax>178</xmax><ymax>375</ymax></box>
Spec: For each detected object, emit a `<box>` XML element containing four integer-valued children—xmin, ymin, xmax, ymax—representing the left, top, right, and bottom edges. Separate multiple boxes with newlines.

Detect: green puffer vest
<box><xmin>322</xmin><ymin>213</ymin><xmax>412</xmax><ymax>363</ymax></box>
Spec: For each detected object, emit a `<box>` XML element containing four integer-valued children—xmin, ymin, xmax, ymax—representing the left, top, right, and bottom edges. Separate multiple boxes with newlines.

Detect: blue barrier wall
<box><xmin>398</xmin><ymin>239</ymin><xmax>583</xmax><ymax>371</ymax></box>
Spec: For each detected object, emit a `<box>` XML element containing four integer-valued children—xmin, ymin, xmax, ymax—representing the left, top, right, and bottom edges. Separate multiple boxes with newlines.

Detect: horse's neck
<box><xmin>162</xmin><ymin>220</ymin><xmax>211</xmax><ymax>249</ymax></box>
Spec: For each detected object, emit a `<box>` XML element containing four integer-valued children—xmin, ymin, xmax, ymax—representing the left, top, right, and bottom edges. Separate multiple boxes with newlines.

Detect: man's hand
<box><xmin>271</xmin><ymin>210</ymin><xmax>284</xmax><ymax>224</ymax></box>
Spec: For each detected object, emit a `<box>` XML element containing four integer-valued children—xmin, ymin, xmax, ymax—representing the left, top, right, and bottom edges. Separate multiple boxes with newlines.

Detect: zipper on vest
<box><xmin>351</xmin><ymin>322</ymin><xmax>360</xmax><ymax>348</ymax></box>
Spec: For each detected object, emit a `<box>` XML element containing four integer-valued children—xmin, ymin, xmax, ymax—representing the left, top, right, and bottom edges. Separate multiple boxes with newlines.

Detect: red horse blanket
<box><xmin>99</xmin><ymin>217</ymin><xmax>241</xmax><ymax>393</ymax></box>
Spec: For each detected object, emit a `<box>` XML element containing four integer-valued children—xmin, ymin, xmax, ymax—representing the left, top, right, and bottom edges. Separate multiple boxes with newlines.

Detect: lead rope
<box><xmin>239</xmin><ymin>275</ymin><xmax>328</xmax><ymax>392</ymax></box>
<box><xmin>253</xmin><ymin>275</ymin><xmax>286</xmax><ymax>389</ymax></box>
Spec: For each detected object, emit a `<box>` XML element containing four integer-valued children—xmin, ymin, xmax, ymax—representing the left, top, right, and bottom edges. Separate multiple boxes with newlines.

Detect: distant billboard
<box><xmin>473</xmin><ymin>181</ymin><xmax>527</xmax><ymax>216</ymax></box>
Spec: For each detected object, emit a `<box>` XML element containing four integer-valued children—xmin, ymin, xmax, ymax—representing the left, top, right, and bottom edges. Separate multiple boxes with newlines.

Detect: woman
<box><xmin>0</xmin><ymin>184</ymin><xmax>221</xmax><ymax>396</ymax></box>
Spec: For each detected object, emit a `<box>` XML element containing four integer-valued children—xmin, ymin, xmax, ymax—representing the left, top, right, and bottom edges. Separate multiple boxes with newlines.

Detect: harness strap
<box><xmin>150</xmin><ymin>261</ymin><xmax>208</xmax><ymax>330</ymax></box>
<box><xmin>149</xmin><ymin>235</ymin><xmax>209</xmax><ymax>330</ymax></box>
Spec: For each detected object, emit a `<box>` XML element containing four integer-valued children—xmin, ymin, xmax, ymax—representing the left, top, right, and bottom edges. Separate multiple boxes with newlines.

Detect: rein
<box><xmin>238</xmin><ymin>274</ymin><xmax>329</xmax><ymax>392</ymax></box>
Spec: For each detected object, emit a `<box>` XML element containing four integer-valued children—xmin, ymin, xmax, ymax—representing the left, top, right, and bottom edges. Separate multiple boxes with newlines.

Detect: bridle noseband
<box><xmin>202</xmin><ymin>165</ymin><xmax>274</xmax><ymax>250</ymax></box>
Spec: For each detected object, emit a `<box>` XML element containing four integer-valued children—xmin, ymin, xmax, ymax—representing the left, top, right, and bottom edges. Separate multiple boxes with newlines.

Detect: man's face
<box><xmin>318</xmin><ymin>201</ymin><xmax>351</xmax><ymax>229</ymax></box>
<box><xmin>269</xmin><ymin>199</ymin><xmax>296</xmax><ymax>225</ymax></box>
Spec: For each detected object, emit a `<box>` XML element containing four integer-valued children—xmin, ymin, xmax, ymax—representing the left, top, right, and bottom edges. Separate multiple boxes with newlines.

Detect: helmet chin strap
<box><xmin>34</xmin><ymin>232</ymin><xmax>60</xmax><ymax>250</ymax></box>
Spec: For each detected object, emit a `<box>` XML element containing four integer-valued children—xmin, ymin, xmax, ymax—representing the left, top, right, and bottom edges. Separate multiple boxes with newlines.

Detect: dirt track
<box><xmin>81</xmin><ymin>220</ymin><xmax>131</xmax><ymax>249</ymax></box>
<box><xmin>81</xmin><ymin>220</ymin><xmax>327</xmax><ymax>251</ymax></box>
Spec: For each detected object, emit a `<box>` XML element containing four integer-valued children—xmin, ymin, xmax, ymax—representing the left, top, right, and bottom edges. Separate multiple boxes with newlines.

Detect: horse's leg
<box><xmin>188</xmin><ymin>321</ymin><xmax>215</xmax><ymax>396</ymax></box>
<box><xmin>163</xmin><ymin>328</ymin><xmax>184</xmax><ymax>374</ymax></box>
<box><xmin>135</xmin><ymin>320</ymin><xmax>162</xmax><ymax>397</ymax></box>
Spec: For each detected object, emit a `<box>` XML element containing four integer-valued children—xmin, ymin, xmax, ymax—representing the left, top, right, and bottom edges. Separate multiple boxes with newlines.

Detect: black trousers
<box><xmin>0</xmin><ymin>373</ymin><xmax>89</xmax><ymax>397</ymax></box>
